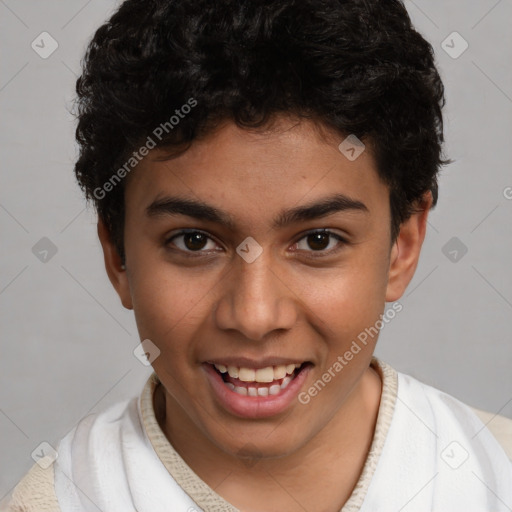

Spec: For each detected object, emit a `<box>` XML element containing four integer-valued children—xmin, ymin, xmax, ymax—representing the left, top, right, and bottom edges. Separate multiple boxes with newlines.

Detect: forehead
<box><xmin>125</xmin><ymin>117</ymin><xmax>389</xmax><ymax>227</ymax></box>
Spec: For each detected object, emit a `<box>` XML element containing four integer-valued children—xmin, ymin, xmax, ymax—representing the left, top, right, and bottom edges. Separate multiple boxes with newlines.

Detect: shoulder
<box><xmin>1</xmin><ymin>396</ymin><xmax>140</xmax><ymax>512</ymax></box>
<box><xmin>55</xmin><ymin>395</ymin><xmax>140</xmax><ymax>475</ymax></box>
<box><xmin>362</xmin><ymin>365</ymin><xmax>512</xmax><ymax>510</ymax></box>
<box><xmin>0</xmin><ymin>458</ymin><xmax>59</xmax><ymax>512</ymax></box>
<box><xmin>395</xmin><ymin>369</ymin><xmax>512</xmax><ymax>466</ymax></box>
<box><xmin>471</xmin><ymin>406</ymin><xmax>512</xmax><ymax>460</ymax></box>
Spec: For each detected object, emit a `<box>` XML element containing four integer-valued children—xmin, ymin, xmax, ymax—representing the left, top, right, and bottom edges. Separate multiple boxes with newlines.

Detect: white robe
<box><xmin>52</xmin><ymin>368</ymin><xmax>512</xmax><ymax>512</ymax></box>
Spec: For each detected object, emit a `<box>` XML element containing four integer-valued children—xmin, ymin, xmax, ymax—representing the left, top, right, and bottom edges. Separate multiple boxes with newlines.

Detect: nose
<box><xmin>214</xmin><ymin>248</ymin><xmax>299</xmax><ymax>341</ymax></box>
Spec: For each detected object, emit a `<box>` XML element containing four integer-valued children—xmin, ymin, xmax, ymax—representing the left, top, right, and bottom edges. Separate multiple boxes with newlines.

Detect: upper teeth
<box><xmin>214</xmin><ymin>363</ymin><xmax>301</xmax><ymax>382</ymax></box>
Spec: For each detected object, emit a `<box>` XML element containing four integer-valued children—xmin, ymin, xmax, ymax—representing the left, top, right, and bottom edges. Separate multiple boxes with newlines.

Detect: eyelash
<box><xmin>164</xmin><ymin>229</ymin><xmax>348</xmax><ymax>259</ymax></box>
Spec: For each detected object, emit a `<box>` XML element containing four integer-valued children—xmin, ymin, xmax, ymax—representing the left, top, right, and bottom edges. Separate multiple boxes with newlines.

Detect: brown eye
<box><xmin>306</xmin><ymin>231</ymin><xmax>331</xmax><ymax>251</ymax></box>
<box><xmin>183</xmin><ymin>232</ymin><xmax>208</xmax><ymax>251</ymax></box>
<box><xmin>293</xmin><ymin>229</ymin><xmax>346</xmax><ymax>256</ymax></box>
<box><xmin>165</xmin><ymin>230</ymin><xmax>218</xmax><ymax>253</ymax></box>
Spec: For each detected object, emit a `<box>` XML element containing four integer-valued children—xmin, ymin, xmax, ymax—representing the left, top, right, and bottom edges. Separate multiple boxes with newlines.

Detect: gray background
<box><xmin>1</xmin><ymin>0</ymin><xmax>511</xmax><ymax>499</ymax></box>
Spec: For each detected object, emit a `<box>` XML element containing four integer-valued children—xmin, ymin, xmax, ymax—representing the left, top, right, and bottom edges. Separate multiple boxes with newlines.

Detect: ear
<box><xmin>385</xmin><ymin>191</ymin><xmax>433</xmax><ymax>302</ymax></box>
<box><xmin>97</xmin><ymin>219</ymin><xmax>133</xmax><ymax>310</ymax></box>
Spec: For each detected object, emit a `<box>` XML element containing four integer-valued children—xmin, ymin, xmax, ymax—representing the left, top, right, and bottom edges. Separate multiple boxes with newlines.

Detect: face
<box><xmin>100</xmin><ymin>116</ymin><xmax>429</xmax><ymax>460</ymax></box>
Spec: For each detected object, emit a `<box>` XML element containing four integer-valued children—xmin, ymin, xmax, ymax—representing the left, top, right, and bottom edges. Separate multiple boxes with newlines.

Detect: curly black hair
<box><xmin>74</xmin><ymin>0</ymin><xmax>450</xmax><ymax>262</ymax></box>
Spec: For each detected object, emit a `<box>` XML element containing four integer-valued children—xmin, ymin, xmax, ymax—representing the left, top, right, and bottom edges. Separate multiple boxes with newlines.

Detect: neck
<box><xmin>155</xmin><ymin>365</ymin><xmax>382</xmax><ymax>512</ymax></box>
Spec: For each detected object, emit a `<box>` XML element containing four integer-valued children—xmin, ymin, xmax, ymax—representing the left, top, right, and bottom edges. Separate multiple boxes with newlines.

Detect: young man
<box><xmin>4</xmin><ymin>0</ymin><xmax>511</xmax><ymax>511</ymax></box>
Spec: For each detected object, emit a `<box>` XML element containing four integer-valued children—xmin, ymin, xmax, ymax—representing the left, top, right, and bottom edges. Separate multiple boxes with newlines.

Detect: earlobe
<box><xmin>385</xmin><ymin>192</ymin><xmax>433</xmax><ymax>302</ymax></box>
<box><xmin>97</xmin><ymin>219</ymin><xmax>133</xmax><ymax>310</ymax></box>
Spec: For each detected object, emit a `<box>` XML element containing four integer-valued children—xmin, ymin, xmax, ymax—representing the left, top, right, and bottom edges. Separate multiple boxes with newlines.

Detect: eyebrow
<box><xmin>145</xmin><ymin>193</ymin><xmax>369</xmax><ymax>230</ymax></box>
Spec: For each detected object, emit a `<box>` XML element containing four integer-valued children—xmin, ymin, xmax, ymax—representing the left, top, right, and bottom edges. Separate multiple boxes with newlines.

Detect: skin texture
<box><xmin>98</xmin><ymin>116</ymin><xmax>431</xmax><ymax>511</ymax></box>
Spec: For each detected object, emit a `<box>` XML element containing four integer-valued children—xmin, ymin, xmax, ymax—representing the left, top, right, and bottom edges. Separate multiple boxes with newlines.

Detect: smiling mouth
<box><xmin>208</xmin><ymin>362</ymin><xmax>311</xmax><ymax>397</ymax></box>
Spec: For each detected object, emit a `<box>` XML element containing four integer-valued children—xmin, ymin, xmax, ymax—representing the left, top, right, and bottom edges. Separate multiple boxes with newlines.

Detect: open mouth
<box><xmin>208</xmin><ymin>362</ymin><xmax>311</xmax><ymax>397</ymax></box>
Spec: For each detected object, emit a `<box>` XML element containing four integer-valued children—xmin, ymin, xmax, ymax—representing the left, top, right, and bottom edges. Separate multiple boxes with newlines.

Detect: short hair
<box><xmin>74</xmin><ymin>0</ymin><xmax>450</xmax><ymax>262</ymax></box>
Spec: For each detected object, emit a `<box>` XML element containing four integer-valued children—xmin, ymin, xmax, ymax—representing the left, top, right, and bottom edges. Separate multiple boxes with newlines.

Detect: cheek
<box><xmin>300</xmin><ymin>256</ymin><xmax>388</xmax><ymax>414</ymax></box>
<box><xmin>303</xmin><ymin>250</ymin><xmax>389</xmax><ymax>341</ymax></box>
<box><xmin>127</xmin><ymin>257</ymin><xmax>204</xmax><ymax>354</ymax></box>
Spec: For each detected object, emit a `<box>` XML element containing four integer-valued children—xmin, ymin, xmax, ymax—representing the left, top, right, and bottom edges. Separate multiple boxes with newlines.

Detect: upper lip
<box><xmin>205</xmin><ymin>357</ymin><xmax>309</xmax><ymax>369</ymax></box>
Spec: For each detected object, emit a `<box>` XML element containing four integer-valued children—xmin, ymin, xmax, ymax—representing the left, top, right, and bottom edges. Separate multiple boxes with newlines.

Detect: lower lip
<box><xmin>202</xmin><ymin>363</ymin><xmax>312</xmax><ymax>419</ymax></box>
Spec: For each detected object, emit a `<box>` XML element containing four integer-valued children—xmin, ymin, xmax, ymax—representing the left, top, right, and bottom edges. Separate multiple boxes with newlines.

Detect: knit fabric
<box><xmin>136</xmin><ymin>356</ymin><xmax>397</xmax><ymax>511</ymax></box>
<box><xmin>1</xmin><ymin>357</ymin><xmax>398</xmax><ymax>512</ymax></box>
